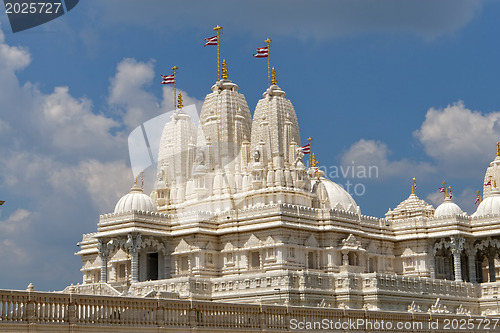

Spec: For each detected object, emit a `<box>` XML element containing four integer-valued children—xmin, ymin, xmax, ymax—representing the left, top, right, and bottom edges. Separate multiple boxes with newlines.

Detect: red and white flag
<box><xmin>449</xmin><ymin>191</ymin><xmax>453</xmax><ymax>199</ymax></box>
<box><xmin>161</xmin><ymin>74</ymin><xmax>175</xmax><ymax>84</ymax></box>
<box><xmin>253</xmin><ymin>46</ymin><xmax>268</xmax><ymax>58</ymax></box>
<box><xmin>298</xmin><ymin>143</ymin><xmax>311</xmax><ymax>154</ymax></box>
<box><xmin>475</xmin><ymin>194</ymin><xmax>480</xmax><ymax>204</ymax></box>
<box><xmin>439</xmin><ymin>186</ymin><xmax>445</xmax><ymax>193</ymax></box>
<box><xmin>484</xmin><ymin>180</ymin><xmax>491</xmax><ymax>186</ymax></box>
<box><xmin>204</xmin><ymin>35</ymin><xmax>218</xmax><ymax>46</ymax></box>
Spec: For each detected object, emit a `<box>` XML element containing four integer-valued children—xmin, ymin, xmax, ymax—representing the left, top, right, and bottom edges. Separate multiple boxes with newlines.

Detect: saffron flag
<box><xmin>475</xmin><ymin>194</ymin><xmax>480</xmax><ymax>204</ymax></box>
<box><xmin>204</xmin><ymin>35</ymin><xmax>218</xmax><ymax>46</ymax></box>
<box><xmin>298</xmin><ymin>143</ymin><xmax>311</xmax><ymax>154</ymax></box>
<box><xmin>161</xmin><ymin>74</ymin><xmax>174</xmax><ymax>84</ymax></box>
<box><xmin>253</xmin><ymin>46</ymin><xmax>268</xmax><ymax>58</ymax></box>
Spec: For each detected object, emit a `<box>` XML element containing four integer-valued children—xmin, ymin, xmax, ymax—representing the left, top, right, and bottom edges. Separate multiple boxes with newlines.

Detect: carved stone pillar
<box><xmin>342</xmin><ymin>250</ymin><xmax>349</xmax><ymax>266</ymax></box>
<box><xmin>467</xmin><ymin>248</ymin><xmax>476</xmax><ymax>283</ymax></box>
<box><xmin>97</xmin><ymin>239</ymin><xmax>109</xmax><ymax>283</ymax></box>
<box><xmin>450</xmin><ymin>236</ymin><xmax>464</xmax><ymax>282</ymax></box>
<box><xmin>428</xmin><ymin>243</ymin><xmax>436</xmax><ymax>279</ymax></box>
<box><xmin>125</xmin><ymin>233</ymin><xmax>142</xmax><ymax>283</ymax></box>
<box><xmin>488</xmin><ymin>249</ymin><xmax>496</xmax><ymax>282</ymax></box>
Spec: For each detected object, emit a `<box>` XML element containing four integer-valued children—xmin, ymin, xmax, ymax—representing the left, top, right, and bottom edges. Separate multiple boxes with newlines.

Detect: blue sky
<box><xmin>0</xmin><ymin>0</ymin><xmax>499</xmax><ymax>291</ymax></box>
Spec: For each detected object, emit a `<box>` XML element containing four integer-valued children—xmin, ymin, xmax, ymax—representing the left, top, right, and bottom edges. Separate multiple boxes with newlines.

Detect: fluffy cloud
<box><xmin>0</xmin><ymin>28</ymin><xmax>30</xmax><ymax>71</ymax></box>
<box><xmin>414</xmin><ymin>101</ymin><xmax>500</xmax><ymax>177</ymax></box>
<box><xmin>108</xmin><ymin>58</ymin><xmax>159</xmax><ymax>129</ymax></box>
<box><xmin>0</xmin><ymin>209</ymin><xmax>32</xmax><ymax>235</ymax></box>
<box><xmin>340</xmin><ymin>139</ymin><xmax>435</xmax><ymax>180</ymax></box>
<box><xmin>0</xmin><ymin>26</ymin><xmax>175</xmax><ymax>289</ymax></box>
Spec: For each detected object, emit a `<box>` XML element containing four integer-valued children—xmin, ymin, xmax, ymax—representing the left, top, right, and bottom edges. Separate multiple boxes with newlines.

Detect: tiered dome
<box><xmin>386</xmin><ymin>193</ymin><xmax>434</xmax><ymax>220</ymax></box>
<box><xmin>474</xmin><ymin>187</ymin><xmax>500</xmax><ymax>217</ymax></box>
<box><xmin>114</xmin><ymin>183</ymin><xmax>157</xmax><ymax>214</ymax></box>
<box><xmin>434</xmin><ymin>196</ymin><xmax>463</xmax><ymax>218</ymax></box>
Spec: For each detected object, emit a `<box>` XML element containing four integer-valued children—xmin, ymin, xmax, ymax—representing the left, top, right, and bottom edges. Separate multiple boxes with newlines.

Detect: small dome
<box><xmin>474</xmin><ymin>188</ymin><xmax>500</xmax><ymax>217</ymax></box>
<box><xmin>114</xmin><ymin>183</ymin><xmax>157</xmax><ymax>214</ymax></box>
<box><xmin>434</xmin><ymin>197</ymin><xmax>463</xmax><ymax>217</ymax></box>
<box><xmin>314</xmin><ymin>178</ymin><xmax>360</xmax><ymax>214</ymax></box>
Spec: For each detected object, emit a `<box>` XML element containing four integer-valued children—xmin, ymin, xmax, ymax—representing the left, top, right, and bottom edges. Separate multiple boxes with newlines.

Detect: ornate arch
<box><xmin>140</xmin><ymin>236</ymin><xmax>168</xmax><ymax>255</ymax></box>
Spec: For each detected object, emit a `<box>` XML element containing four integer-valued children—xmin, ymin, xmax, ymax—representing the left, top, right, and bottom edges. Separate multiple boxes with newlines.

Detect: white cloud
<box><xmin>0</xmin><ymin>209</ymin><xmax>32</xmax><ymax>234</ymax></box>
<box><xmin>39</xmin><ymin>86</ymin><xmax>123</xmax><ymax>158</ymax></box>
<box><xmin>340</xmin><ymin>139</ymin><xmax>435</xmax><ymax>180</ymax></box>
<box><xmin>414</xmin><ymin>101</ymin><xmax>500</xmax><ymax>176</ymax></box>
<box><xmin>108</xmin><ymin>58</ymin><xmax>160</xmax><ymax>129</ymax></box>
<box><xmin>0</xmin><ymin>28</ymin><xmax>31</xmax><ymax>71</ymax></box>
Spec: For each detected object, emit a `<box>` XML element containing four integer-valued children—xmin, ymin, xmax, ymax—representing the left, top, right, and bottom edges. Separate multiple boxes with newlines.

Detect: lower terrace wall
<box><xmin>1</xmin><ymin>289</ymin><xmax>500</xmax><ymax>332</ymax></box>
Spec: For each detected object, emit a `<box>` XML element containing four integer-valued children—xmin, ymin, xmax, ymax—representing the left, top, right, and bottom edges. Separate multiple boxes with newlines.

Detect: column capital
<box><xmin>125</xmin><ymin>233</ymin><xmax>142</xmax><ymax>254</ymax></box>
<box><xmin>97</xmin><ymin>239</ymin><xmax>110</xmax><ymax>257</ymax></box>
<box><xmin>450</xmin><ymin>236</ymin><xmax>465</xmax><ymax>255</ymax></box>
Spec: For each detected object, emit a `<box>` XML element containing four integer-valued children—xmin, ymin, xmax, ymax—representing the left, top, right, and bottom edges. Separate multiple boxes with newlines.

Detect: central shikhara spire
<box><xmin>151</xmin><ymin>67</ymin><xmax>317</xmax><ymax>213</ymax></box>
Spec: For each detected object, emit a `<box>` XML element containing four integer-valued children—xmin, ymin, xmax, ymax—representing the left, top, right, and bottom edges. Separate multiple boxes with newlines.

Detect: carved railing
<box><xmin>0</xmin><ymin>288</ymin><xmax>498</xmax><ymax>332</ymax></box>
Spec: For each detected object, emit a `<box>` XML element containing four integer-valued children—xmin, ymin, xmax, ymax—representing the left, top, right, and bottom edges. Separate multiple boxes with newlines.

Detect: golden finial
<box><xmin>497</xmin><ymin>141</ymin><xmax>500</xmax><ymax>157</ymax></box>
<box><xmin>177</xmin><ymin>93</ymin><xmax>183</xmax><ymax>109</ymax></box>
<box><xmin>271</xmin><ymin>67</ymin><xmax>277</xmax><ymax>85</ymax></box>
<box><xmin>311</xmin><ymin>153</ymin><xmax>319</xmax><ymax>167</ymax></box>
<box><xmin>213</xmin><ymin>25</ymin><xmax>222</xmax><ymax>31</ymax></box>
<box><xmin>134</xmin><ymin>176</ymin><xmax>138</xmax><ymax>186</ymax></box>
<box><xmin>411</xmin><ymin>178</ymin><xmax>416</xmax><ymax>194</ymax></box>
<box><xmin>221</xmin><ymin>59</ymin><xmax>228</xmax><ymax>79</ymax></box>
<box><xmin>311</xmin><ymin>153</ymin><xmax>321</xmax><ymax>179</ymax></box>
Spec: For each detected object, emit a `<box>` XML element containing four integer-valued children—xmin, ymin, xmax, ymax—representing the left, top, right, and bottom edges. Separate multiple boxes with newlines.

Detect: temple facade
<box><xmin>72</xmin><ymin>66</ymin><xmax>500</xmax><ymax>316</ymax></box>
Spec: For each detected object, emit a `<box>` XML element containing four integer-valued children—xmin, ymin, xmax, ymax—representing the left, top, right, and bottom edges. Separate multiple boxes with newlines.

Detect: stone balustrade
<box><xmin>1</xmin><ymin>288</ymin><xmax>498</xmax><ymax>332</ymax></box>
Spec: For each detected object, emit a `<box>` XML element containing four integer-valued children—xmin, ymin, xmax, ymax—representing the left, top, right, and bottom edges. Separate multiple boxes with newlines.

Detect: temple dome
<box><xmin>314</xmin><ymin>177</ymin><xmax>360</xmax><ymax>214</ymax></box>
<box><xmin>434</xmin><ymin>197</ymin><xmax>463</xmax><ymax>217</ymax></box>
<box><xmin>474</xmin><ymin>187</ymin><xmax>500</xmax><ymax>217</ymax></box>
<box><xmin>114</xmin><ymin>183</ymin><xmax>157</xmax><ymax>214</ymax></box>
<box><xmin>386</xmin><ymin>193</ymin><xmax>434</xmax><ymax>221</ymax></box>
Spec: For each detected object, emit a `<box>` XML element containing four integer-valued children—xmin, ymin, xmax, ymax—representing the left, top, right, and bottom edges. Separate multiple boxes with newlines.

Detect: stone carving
<box><xmin>428</xmin><ymin>298</ymin><xmax>450</xmax><ymax>314</ymax></box>
<box><xmin>456</xmin><ymin>304</ymin><xmax>471</xmax><ymax>315</ymax></box>
<box><xmin>407</xmin><ymin>301</ymin><xmax>422</xmax><ymax>313</ymax></box>
<box><xmin>125</xmin><ymin>233</ymin><xmax>142</xmax><ymax>254</ymax></box>
<box><xmin>253</xmin><ymin>149</ymin><xmax>260</xmax><ymax>163</ymax></box>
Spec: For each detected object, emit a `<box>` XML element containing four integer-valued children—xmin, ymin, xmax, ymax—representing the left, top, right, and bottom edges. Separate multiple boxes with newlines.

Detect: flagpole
<box><xmin>214</xmin><ymin>25</ymin><xmax>223</xmax><ymax>80</ymax></box>
<box><xmin>442</xmin><ymin>181</ymin><xmax>446</xmax><ymax>199</ymax></box>
<box><xmin>172</xmin><ymin>66</ymin><xmax>178</xmax><ymax>110</ymax></box>
<box><xmin>265</xmin><ymin>38</ymin><xmax>272</xmax><ymax>87</ymax></box>
<box><xmin>307</xmin><ymin>137</ymin><xmax>312</xmax><ymax>167</ymax></box>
